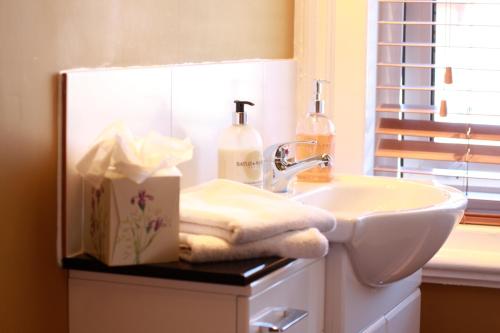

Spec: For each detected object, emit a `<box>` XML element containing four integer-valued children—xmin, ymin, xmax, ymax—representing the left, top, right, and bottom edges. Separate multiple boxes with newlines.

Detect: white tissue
<box><xmin>76</xmin><ymin>122</ymin><xmax>193</xmax><ymax>187</ymax></box>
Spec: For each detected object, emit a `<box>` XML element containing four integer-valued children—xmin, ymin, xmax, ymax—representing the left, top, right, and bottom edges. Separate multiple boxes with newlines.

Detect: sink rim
<box><xmin>291</xmin><ymin>174</ymin><xmax>467</xmax><ymax>219</ymax></box>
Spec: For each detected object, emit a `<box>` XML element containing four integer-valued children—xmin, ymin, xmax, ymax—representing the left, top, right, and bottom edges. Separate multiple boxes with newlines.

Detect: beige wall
<box><xmin>0</xmin><ymin>1</ymin><xmax>293</xmax><ymax>332</ymax></box>
<box><xmin>421</xmin><ymin>283</ymin><xmax>500</xmax><ymax>332</ymax></box>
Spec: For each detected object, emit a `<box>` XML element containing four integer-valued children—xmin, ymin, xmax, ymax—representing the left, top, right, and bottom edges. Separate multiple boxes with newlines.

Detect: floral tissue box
<box><xmin>83</xmin><ymin>171</ymin><xmax>180</xmax><ymax>266</ymax></box>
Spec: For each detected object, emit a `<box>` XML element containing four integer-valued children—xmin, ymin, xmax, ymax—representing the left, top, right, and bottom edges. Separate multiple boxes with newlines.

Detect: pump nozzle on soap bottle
<box><xmin>296</xmin><ymin>79</ymin><xmax>335</xmax><ymax>182</ymax></box>
<box><xmin>233</xmin><ymin>100</ymin><xmax>254</xmax><ymax>125</ymax></box>
<box><xmin>312</xmin><ymin>80</ymin><xmax>329</xmax><ymax>114</ymax></box>
<box><xmin>218</xmin><ymin>100</ymin><xmax>263</xmax><ymax>187</ymax></box>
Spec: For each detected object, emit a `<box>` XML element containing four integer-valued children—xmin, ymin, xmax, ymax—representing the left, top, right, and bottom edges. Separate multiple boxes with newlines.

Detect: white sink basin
<box><xmin>292</xmin><ymin>174</ymin><xmax>467</xmax><ymax>287</ymax></box>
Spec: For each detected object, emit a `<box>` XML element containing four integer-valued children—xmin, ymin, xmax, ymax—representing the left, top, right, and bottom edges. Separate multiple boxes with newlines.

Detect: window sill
<box><xmin>423</xmin><ymin>224</ymin><xmax>500</xmax><ymax>289</ymax></box>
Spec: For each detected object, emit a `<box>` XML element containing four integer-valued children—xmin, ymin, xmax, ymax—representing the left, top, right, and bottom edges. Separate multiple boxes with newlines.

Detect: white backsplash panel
<box><xmin>61</xmin><ymin>67</ymin><xmax>173</xmax><ymax>259</ymax></box>
<box><xmin>60</xmin><ymin>59</ymin><xmax>296</xmax><ymax>258</ymax></box>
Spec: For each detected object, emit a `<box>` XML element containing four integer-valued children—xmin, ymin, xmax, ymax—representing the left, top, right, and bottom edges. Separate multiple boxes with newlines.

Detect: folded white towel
<box><xmin>180</xmin><ymin>179</ymin><xmax>336</xmax><ymax>244</ymax></box>
<box><xmin>179</xmin><ymin>228</ymin><xmax>329</xmax><ymax>263</ymax></box>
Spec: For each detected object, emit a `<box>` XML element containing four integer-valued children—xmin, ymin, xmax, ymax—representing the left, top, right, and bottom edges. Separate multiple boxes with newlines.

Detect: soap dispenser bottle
<box><xmin>218</xmin><ymin>100</ymin><xmax>263</xmax><ymax>187</ymax></box>
<box><xmin>296</xmin><ymin>80</ymin><xmax>335</xmax><ymax>182</ymax></box>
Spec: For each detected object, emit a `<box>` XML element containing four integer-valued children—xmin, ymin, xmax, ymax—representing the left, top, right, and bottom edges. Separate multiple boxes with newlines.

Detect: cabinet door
<box><xmin>69</xmin><ymin>278</ymin><xmax>237</xmax><ymax>333</ymax></box>
<box><xmin>239</xmin><ymin>259</ymin><xmax>325</xmax><ymax>333</ymax></box>
<box><xmin>361</xmin><ymin>317</ymin><xmax>386</xmax><ymax>333</ymax></box>
<box><xmin>385</xmin><ymin>289</ymin><xmax>421</xmax><ymax>333</ymax></box>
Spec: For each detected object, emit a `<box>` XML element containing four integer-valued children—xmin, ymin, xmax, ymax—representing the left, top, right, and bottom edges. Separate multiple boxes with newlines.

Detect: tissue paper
<box><xmin>76</xmin><ymin>122</ymin><xmax>193</xmax><ymax>186</ymax></box>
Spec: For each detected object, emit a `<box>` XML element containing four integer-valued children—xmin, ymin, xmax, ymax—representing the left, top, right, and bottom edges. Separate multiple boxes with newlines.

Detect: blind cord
<box><xmin>465</xmin><ymin>107</ymin><xmax>472</xmax><ymax>195</ymax></box>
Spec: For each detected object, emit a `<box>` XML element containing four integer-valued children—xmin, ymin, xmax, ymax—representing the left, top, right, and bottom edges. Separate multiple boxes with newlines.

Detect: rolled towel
<box><xmin>179</xmin><ymin>228</ymin><xmax>329</xmax><ymax>263</ymax></box>
<box><xmin>180</xmin><ymin>179</ymin><xmax>336</xmax><ymax>244</ymax></box>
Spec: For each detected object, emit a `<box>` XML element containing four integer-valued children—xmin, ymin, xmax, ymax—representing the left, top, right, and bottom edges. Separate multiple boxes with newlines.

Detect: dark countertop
<box><xmin>63</xmin><ymin>254</ymin><xmax>295</xmax><ymax>286</ymax></box>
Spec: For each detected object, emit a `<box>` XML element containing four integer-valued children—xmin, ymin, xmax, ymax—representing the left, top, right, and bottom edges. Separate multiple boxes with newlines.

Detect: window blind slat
<box><xmin>377</xmin><ymin>104</ymin><xmax>500</xmax><ymax>117</ymax></box>
<box><xmin>377</xmin><ymin>85</ymin><xmax>500</xmax><ymax>93</ymax></box>
<box><xmin>378</xmin><ymin>42</ymin><xmax>500</xmax><ymax>50</ymax></box>
<box><xmin>376</xmin><ymin>139</ymin><xmax>500</xmax><ymax>164</ymax></box>
<box><xmin>378</xmin><ymin>63</ymin><xmax>500</xmax><ymax>71</ymax></box>
<box><xmin>377</xmin><ymin>85</ymin><xmax>435</xmax><ymax>91</ymax></box>
<box><xmin>374</xmin><ymin>165</ymin><xmax>500</xmax><ymax>181</ymax></box>
<box><xmin>379</xmin><ymin>21</ymin><xmax>500</xmax><ymax>28</ymax></box>
<box><xmin>379</xmin><ymin>0</ymin><xmax>500</xmax><ymax>4</ymax></box>
<box><xmin>377</xmin><ymin>118</ymin><xmax>500</xmax><ymax>141</ymax></box>
<box><xmin>376</xmin><ymin>104</ymin><xmax>437</xmax><ymax>114</ymax></box>
<box><xmin>378</xmin><ymin>42</ymin><xmax>437</xmax><ymax>48</ymax></box>
<box><xmin>378</xmin><ymin>62</ymin><xmax>436</xmax><ymax>69</ymax></box>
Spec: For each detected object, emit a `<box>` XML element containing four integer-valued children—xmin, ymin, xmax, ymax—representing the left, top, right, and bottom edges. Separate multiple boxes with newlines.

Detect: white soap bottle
<box><xmin>218</xmin><ymin>100</ymin><xmax>263</xmax><ymax>187</ymax></box>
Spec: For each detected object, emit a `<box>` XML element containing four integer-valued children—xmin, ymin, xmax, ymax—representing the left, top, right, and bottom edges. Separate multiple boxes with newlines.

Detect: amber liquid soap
<box><xmin>295</xmin><ymin>79</ymin><xmax>335</xmax><ymax>182</ymax></box>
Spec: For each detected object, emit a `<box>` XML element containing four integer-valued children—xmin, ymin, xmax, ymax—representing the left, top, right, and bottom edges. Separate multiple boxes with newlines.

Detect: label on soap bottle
<box><xmin>218</xmin><ymin>149</ymin><xmax>263</xmax><ymax>187</ymax></box>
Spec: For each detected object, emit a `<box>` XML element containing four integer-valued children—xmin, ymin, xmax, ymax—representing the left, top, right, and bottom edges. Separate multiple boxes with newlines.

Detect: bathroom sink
<box><xmin>291</xmin><ymin>174</ymin><xmax>467</xmax><ymax>287</ymax></box>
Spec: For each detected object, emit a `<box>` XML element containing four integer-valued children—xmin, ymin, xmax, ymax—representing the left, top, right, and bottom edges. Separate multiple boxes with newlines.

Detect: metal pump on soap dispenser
<box><xmin>217</xmin><ymin>100</ymin><xmax>264</xmax><ymax>187</ymax></box>
<box><xmin>233</xmin><ymin>100</ymin><xmax>254</xmax><ymax>125</ymax></box>
<box><xmin>312</xmin><ymin>79</ymin><xmax>327</xmax><ymax>114</ymax></box>
<box><xmin>295</xmin><ymin>80</ymin><xmax>336</xmax><ymax>182</ymax></box>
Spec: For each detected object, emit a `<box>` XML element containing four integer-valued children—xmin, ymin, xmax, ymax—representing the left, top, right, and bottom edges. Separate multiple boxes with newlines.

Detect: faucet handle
<box><xmin>280</xmin><ymin>140</ymin><xmax>317</xmax><ymax>150</ymax></box>
<box><xmin>264</xmin><ymin>140</ymin><xmax>318</xmax><ymax>171</ymax></box>
<box><xmin>264</xmin><ymin>140</ymin><xmax>317</xmax><ymax>159</ymax></box>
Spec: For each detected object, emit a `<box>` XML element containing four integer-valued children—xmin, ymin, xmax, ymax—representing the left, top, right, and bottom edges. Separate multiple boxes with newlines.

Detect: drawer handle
<box><xmin>251</xmin><ymin>307</ymin><xmax>308</xmax><ymax>332</ymax></box>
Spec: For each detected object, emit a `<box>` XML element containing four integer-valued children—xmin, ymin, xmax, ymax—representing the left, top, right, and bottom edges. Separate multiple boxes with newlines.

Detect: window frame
<box><xmin>376</xmin><ymin>0</ymin><xmax>500</xmax><ymax>224</ymax></box>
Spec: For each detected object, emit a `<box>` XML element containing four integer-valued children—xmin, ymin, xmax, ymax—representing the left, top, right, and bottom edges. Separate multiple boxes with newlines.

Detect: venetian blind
<box><xmin>375</xmin><ymin>0</ymin><xmax>500</xmax><ymax>216</ymax></box>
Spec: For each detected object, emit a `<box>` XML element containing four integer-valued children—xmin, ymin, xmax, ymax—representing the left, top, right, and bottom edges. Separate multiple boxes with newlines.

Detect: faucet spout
<box><xmin>263</xmin><ymin>141</ymin><xmax>332</xmax><ymax>193</ymax></box>
<box><xmin>284</xmin><ymin>154</ymin><xmax>331</xmax><ymax>176</ymax></box>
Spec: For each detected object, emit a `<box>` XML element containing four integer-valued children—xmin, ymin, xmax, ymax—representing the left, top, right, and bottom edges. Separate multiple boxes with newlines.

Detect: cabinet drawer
<box><xmin>238</xmin><ymin>258</ymin><xmax>325</xmax><ymax>333</ymax></box>
<box><xmin>69</xmin><ymin>278</ymin><xmax>236</xmax><ymax>333</ymax></box>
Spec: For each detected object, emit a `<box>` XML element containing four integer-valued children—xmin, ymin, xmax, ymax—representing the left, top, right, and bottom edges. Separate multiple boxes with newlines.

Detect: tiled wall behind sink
<box><xmin>61</xmin><ymin>59</ymin><xmax>296</xmax><ymax>256</ymax></box>
<box><xmin>172</xmin><ymin>60</ymin><xmax>296</xmax><ymax>188</ymax></box>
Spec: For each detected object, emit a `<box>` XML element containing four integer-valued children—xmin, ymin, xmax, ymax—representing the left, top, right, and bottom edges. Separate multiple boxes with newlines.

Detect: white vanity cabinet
<box><xmin>361</xmin><ymin>290</ymin><xmax>421</xmax><ymax>333</ymax></box>
<box><xmin>385</xmin><ymin>289</ymin><xmax>421</xmax><ymax>333</ymax></box>
<box><xmin>68</xmin><ymin>258</ymin><xmax>324</xmax><ymax>333</ymax></box>
<box><xmin>324</xmin><ymin>244</ymin><xmax>422</xmax><ymax>333</ymax></box>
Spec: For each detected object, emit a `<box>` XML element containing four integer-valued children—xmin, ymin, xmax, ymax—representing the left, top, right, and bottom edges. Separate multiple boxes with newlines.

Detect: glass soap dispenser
<box><xmin>296</xmin><ymin>80</ymin><xmax>335</xmax><ymax>182</ymax></box>
<box><xmin>218</xmin><ymin>100</ymin><xmax>263</xmax><ymax>187</ymax></box>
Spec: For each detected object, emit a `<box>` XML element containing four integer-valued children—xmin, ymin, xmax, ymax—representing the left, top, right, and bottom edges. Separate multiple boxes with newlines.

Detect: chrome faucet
<box><xmin>263</xmin><ymin>140</ymin><xmax>332</xmax><ymax>193</ymax></box>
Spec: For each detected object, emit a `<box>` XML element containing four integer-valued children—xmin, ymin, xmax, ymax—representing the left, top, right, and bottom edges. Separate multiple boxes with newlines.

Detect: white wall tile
<box><xmin>260</xmin><ymin>60</ymin><xmax>297</xmax><ymax>146</ymax></box>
